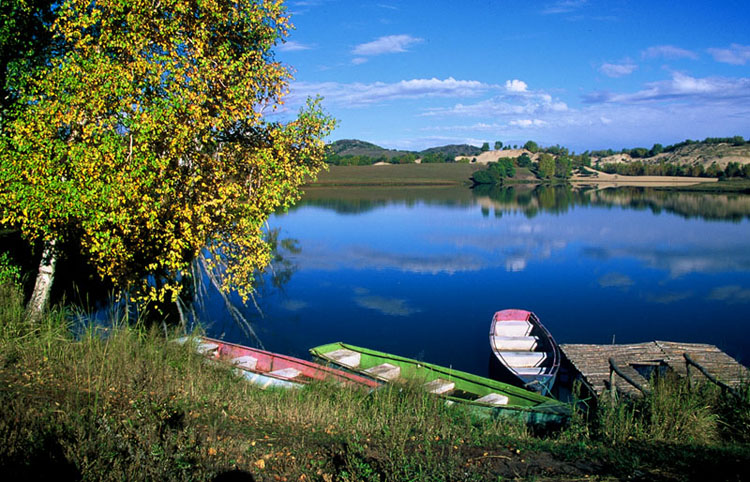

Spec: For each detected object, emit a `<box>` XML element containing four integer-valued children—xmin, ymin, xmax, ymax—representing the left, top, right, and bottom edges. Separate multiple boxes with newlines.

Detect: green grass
<box><xmin>1</xmin><ymin>283</ymin><xmax>749</xmax><ymax>480</ymax></box>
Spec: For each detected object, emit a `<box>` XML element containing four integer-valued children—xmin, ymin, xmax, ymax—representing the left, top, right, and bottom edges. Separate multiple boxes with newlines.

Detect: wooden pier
<box><xmin>560</xmin><ymin>341</ymin><xmax>748</xmax><ymax>398</ymax></box>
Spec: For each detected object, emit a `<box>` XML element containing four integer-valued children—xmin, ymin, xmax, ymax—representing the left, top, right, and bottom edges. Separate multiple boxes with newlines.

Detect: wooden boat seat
<box><xmin>423</xmin><ymin>378</ymin><xmax>455</xmax><ymax>395</ymax></box>
<box><xmin>326</xmin><ymin>348</ymin><xmax>361</xmax><ymax>368</ymax></box>
<box><xmin>475</xmin><ymin>393</ymin><xmax>509</xmax><ymax>406</ymax></box>
<box><xmin>492</xmin><ymin>335</ymin><xmax>539</xmax><ymax>351</ymax></box>
<box><xmin>494</xmin><ymin>320</ymin><xmax>533</xmax><ymax>337</ymax></box>
<box><xmin>513</xmin><ymin>367</ymin><xmax>547</xmax><ymax>376</ymax></box>
<box><xmin>196</xmin><ymin>342</ymin><xmax>219</xmax><ymax>355</ymax></box>
<box><xmin>497</xmin><ymin>351</ymin><xmax>548</xmax><ymax>368</ymax></box>
<box><xmin>364</xmin><ymin>363</ymin><xmax>401</xmax><ymax>381</ymax></box>
<box><xmin>231</xmin><ymin>355</ymin><xmax>258</xmax><ymax>371</ymax></box>
<box><xmin>268</xmin><ymin>367</ymin><xmax>302</xmax><ymax>379</ymax></box>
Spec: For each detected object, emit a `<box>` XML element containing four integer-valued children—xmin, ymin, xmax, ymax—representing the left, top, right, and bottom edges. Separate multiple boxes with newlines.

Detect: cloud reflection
<box><xmin>353</xmin><ymin>292</ymin><xmax>421</xmax><ymax>317</ymax></box>
<box><xmin>708</xmin><ymin>285</ymin><xmax>750</xmax><ymax>304</ymax></box>
<box><xmin>280</xmin><ymin>299</ymin><xmax>308</xmax><ymax>312</ymax></box>
<box><xmin>644</xmin><ymin>291</ymin><xmax>693</xmax><ymax>304</ymax></box>
<box><xmin>598</xmin><ymin>272</ymin><xmax>634</xmax><ymax>289</ymax></box>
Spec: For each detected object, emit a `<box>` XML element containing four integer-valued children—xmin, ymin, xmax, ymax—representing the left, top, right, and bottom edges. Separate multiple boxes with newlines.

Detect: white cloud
<box><xmin>278</xmin><ymin>40</ymin><xmax>313</xmax><ymax>52</ymax></box>
<box><xmin>422</xmin><ymin>86</ymin><xmax>568</xmax><ymax>118</ymax></box>
<box><xmin>510</xmin><ymin>119</ymin><xmax>546</xmax><ymax>128</ymax></box>
<box><xmin>707</xmin><ymin>43</ymin><xmax>750</xmax><ymax>65</ymax></box>
<box><xmin>352</xmin><ymin>34</ymin><xmax>423</xmax><ymax>56</ymax></box>
<box><xmin>351</xmin><ymin>57</ymin><xmax>368</xmax><ymax>65</ymax></box>
<box><xmin>505</xmin><ymin>79</ymin><xmax>528</xmax><ymax>93</ymax></box>
<box><xmin>290</xmin><ymin>77</ymin><xmax>493</xmax><ymax>107</ymax></box>
<box><xmin>541</xmin><ymin>0</ymin><xmax>588</xmax><ymax>14</ymax></box>
<box><xmin>599</xmin><ymin>61</ymin><xmax>637</xmax><ymax>78</ymax></box>
<box><xmin>585</xmin><ymin>72</ymin><xmax>750</xmax><ymax>104</ymax></box>
<box><xmin>641</xmin><ymin>45</ymin><xmax>698</xmax><ymax>60</ymax></box>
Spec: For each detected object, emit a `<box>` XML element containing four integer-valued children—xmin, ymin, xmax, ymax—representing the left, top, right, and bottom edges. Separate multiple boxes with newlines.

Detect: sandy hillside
<box><xmin>454</xmin><ymin>149</ymin><xmax>536</xmax><ymax>164</ymax></box>
<box><xmin>596</xmin><ymin>143</ymin><xmax>750</xmax><ymax>169</ymax></box>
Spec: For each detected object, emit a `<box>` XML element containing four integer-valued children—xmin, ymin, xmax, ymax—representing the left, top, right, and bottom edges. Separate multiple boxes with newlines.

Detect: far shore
<box><xmin>309</xmin><ymin>163</ymin><xmax>731</xmax><ymax>189</ymax></box>
<box><xmin>570</xmin><ymin>168</ymin><xmax>719</xmax><ymax>187</ymax></box>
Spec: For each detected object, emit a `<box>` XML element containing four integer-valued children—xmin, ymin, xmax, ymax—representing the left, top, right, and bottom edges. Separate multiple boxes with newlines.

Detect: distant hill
<box><xmin>420</xmin><ymin>144</ymin><xmax>482</xmax><ymax>157</ymax></box>
<box><xmin>326</xmin><ymin>139</ymin><xmax>485</xmax><ymax>165</ymax></box>
<box><xmin>328</xmin><ymin>139</ymin><xmax>414</xmax><ymax>159</ymax></box>
<box><xmin>326</xmin><ymin>137</ymin><xmax>750</xmax><ymax>171</ymax></box>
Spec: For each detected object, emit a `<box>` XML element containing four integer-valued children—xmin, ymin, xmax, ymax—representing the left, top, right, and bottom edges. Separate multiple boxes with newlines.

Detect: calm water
<box><xmin>201</xmin><ymin>185</ymin><xmax>750</xmax><ymax>377</ymax></box>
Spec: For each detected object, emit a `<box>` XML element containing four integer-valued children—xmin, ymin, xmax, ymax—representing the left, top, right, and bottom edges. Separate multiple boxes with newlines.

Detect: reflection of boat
<box><xmin>310</xmin><ymin>342</ymin><xmax>569</xmax><ymax>425</ymax></box>
<box><xmin>490</xmin><ymin>309</ymin><xmax>560</xmax><ymax>396</ymax></box>
<box><xmin>177</xmin><ymin>336</ymin><xmax>380</xmax><ymax>390</ymax></box>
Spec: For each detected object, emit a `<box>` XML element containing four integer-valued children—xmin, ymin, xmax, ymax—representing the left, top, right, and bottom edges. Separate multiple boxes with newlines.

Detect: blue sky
<box><xmin>274</xmin><ymin>0</ymin><xmax>750</xmax><ymax>152</ymax></box>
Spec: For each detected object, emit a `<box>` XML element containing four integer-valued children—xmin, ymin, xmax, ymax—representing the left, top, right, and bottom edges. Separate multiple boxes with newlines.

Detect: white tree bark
<box><xmin>26</xmin><ymin>239</ymin><xmax>57</xmax><ymax>324</ymax></box>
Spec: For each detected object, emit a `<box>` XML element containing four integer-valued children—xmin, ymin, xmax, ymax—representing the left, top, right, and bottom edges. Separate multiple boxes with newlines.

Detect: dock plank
<box><xmin>560</xmin><ymin>341</ymin><xmax>748</xmax><ymax>398</ymax></box>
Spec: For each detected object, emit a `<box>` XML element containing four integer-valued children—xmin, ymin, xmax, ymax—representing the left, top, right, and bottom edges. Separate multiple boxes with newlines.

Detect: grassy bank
<box><xmin>311</xmin><ymin>164</ymin><xmax>483</xmax><ymax>186</ymax></box>
<box><xmin>308</xmin><ymin>164</ymin><xmax>750</xmax><ymax>193</ymax></box>
<box><xmin>1</xmin><ymin>284</ymin><xmax>749</xmax><ymax>481</ymax></box>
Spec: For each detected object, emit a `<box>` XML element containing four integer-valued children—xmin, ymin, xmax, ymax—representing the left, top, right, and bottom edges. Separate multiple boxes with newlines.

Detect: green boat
<box><xmin>310</xmin><ymin>342</ymin><xmax>570</xmax><ymax>426</ymax></box>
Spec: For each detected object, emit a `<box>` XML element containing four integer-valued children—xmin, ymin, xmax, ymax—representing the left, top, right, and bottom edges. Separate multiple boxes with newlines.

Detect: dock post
<box><xmin>609</xmin><ymin>363</ymin><xmax>616</xmax><ymax>403</ymax></box>
<box><xmin>686</xmin><ymin>358</ymin><xmax>692</xmax><ymax>391</ymax></box>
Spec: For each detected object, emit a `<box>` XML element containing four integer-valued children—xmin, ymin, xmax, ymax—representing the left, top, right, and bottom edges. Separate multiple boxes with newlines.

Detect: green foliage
<box><xmin>598</xmin><ymin>376</ymin><xmax>723</xmax><ymax>446</ymax></box>
<box><xmin>472</xmin><ymin>158</ymin><xmax>516</xmax><ymax>184</ymax></box>
<box><xmin>0</xmin><ymin>0</ymin><xmax>334</xmax><ymax>305</ymax></box>
<box><xmin>724</xmin><ymin>162</ymin><xmax>742</xmax><ymax>178</ymax></box>
<box><xmin>420</xmin><ymin>151</ymin><xmax>454</xmax><ymax>163</ymax></box>
<box><xmin>524</xmin><ymin>140</ymin><xmax>540</xmax><ymax>153</ymax></box>
<box><xmin>494</xmin><ymin>140</ymin><xmax>503</xmax><ymax>150</ymax></box>
<box><xmin>538</xmin><ymin>153</ymin><xmax>555</xmax><ymax>178</ymax></box>
<box><xmin>555</xmin><ymin>156</ymin><xmax>572</xmax><ymax>178</ymax></box>
<box><xmin>517</xmin><ymin>153</ymin><xmax>532</xmax><ymax>168</ymax></box>
<box><xmin>480</xmin><ymin>142</ymin><xmax>490</xmax><ymax>152</ymax></box>
<box><xmin>0</xmin><ymin>0</ymin><xmax>57</xmax><ymax>118</ymax></box>
<box><xmin>0</xmin><ymin>252</ymin><xmax>21</xmax><ymax>286</ymax></box>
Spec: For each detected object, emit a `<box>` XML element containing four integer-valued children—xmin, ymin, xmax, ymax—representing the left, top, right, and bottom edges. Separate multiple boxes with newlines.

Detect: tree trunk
<box><xmin>26</xmin><ymin>239</ymin><xmax>57</xmax><ymax>324</ymax></box>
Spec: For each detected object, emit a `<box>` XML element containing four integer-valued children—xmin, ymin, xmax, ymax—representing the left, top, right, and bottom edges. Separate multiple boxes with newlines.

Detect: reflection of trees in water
<box><xmin>5</xmin><ymin>227</ymin><xmax>300</xmax><ymax>347</ymax></box>
<box><xmin>292</xmin><ymin>186</ymin><xmax>476</xmax><ymax>214</ymax></box>
<box><xmin>592</xmin><ymin>188</ymin><xmax>750</xmax><ymax>222</ymax></box>
<box><xmin>473</xmin><ymin>184</ymin><xmax>591</xmax><ymax>217</ymax></box>
<box><xmin>183</xmin><ymin>227</ymin><xmax>300</xmax><ymax>347</ymax></box>
<box><xmin>472</xmin><ymin>184</ymin><xmax>750</xmax><ymax>221</ymax></box>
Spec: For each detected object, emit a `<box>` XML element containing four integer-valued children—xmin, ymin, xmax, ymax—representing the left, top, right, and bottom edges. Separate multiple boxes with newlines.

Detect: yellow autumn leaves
<box><xmin>0</xmin><ymin>0</ymin><xmax>334</xmax><ymax>304</ymax></box>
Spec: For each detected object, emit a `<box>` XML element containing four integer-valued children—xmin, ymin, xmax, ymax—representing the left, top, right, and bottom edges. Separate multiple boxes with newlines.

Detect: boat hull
<box><xmin>489</xmin><ymin>309</ymin><xmax>561</xmax><ymax>396</ymax></box>
<box><xmin>311</xmin><ymin>341</ymin><xmax>569</xmax><ymax>426</ymax></box>
<box><xmin>177</xmin><ymin>336</ymin><xmax>380</xmax><ymax>390</ymax></box>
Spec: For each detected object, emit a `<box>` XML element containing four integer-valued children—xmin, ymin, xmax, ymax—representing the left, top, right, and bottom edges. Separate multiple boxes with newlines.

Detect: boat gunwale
<box><xmin>310</xmin><ymin>341</ymin><xmax>566</xmax><ymax>409</ymax></box>
<box><xmin>489</xmin><ymin>309</ymin><xmax>561</xmax><ymax>391</ymax></box>
<box><xmin>193</xmin><ymin>336</ymin><xmax>380</xmax><ymax>388</ymax></box>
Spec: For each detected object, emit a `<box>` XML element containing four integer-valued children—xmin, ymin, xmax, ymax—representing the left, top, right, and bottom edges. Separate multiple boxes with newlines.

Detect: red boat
<box><xmin>489</xmin><ymin>309</ymin><xmax>560</xmax><ymax>396</ymax></box>
<box><xmin>177</xmin><ymin>336</ymin><xmax>381</xmax><ymax>390</ymax></box>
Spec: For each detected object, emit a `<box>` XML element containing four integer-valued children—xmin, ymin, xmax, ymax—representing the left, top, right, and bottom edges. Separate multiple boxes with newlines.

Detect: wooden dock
<box><xmin>560</xmin><ymin>341</ymin><xmax>748</xmax><ymax>398</ymax></box>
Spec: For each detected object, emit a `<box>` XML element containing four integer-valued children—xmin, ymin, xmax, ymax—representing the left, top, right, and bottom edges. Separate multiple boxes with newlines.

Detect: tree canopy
<box><xmin>524</xmin><ymin>140</ymin><xmax>539</xmax><ymax>153</ymax></box>
<box><xmin>0</xmin><ymin>0</ymin><xmax>334</xmax><ymax>309</ymax></box>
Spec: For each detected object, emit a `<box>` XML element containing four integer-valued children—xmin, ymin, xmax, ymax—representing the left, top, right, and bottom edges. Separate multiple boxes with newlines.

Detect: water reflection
<box><xmin>205</xmin><ymin>185</ymin><xmax>750</xmax><ymax>374</ymax></box>
<box><xmin>301</xmin><ymin>184</ymin><xmax>750</xmax><ymax>222</ymax></box>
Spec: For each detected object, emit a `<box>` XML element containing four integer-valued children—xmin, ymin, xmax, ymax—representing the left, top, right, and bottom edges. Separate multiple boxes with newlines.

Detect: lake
<box><xmin>200</xmin><ymin>184</ymin><xmax>750</xmax><ymax>377</ymax></box>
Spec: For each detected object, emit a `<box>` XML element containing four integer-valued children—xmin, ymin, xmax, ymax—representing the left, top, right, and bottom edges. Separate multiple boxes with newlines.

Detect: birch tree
<box><xmin>0</xmin><ymin>0</ymin><xmax>333</xmax><ymax>321</ymax></box>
